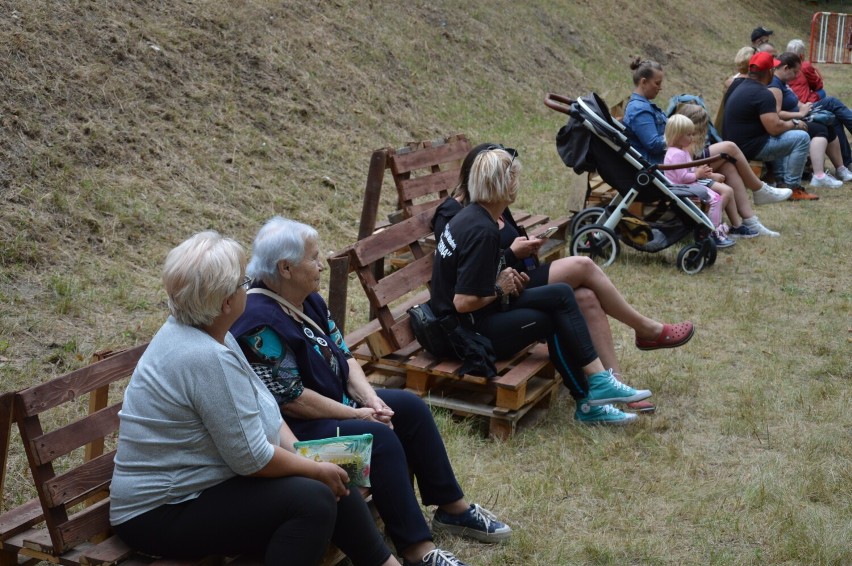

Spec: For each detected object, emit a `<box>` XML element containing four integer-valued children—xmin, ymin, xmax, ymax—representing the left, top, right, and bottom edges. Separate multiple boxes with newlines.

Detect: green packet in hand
<box><xmin>293</xmin><ymin>433</ymin><xmax>373</xmax><ymax>487</ymax></box>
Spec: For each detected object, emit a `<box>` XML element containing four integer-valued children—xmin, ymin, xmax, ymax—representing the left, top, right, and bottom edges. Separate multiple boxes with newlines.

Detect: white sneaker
<box><xmin>753</xmin><ymin>183</ymin><xmax>793</xmax><ymax>205</ymax></box>
<box><xmin>834</xmin><ymin>167</ymin><xmax>852</xmax><ymax>182</ymax></box>
<box><xmin>808</xmin><ymin>173</ymin><xmax>843</xmax><ymax>189</ymax></box>
<box><xmin>743</xmin><ymin>216</ymin><xmax>780</xmax><ymax>237</ymax></box>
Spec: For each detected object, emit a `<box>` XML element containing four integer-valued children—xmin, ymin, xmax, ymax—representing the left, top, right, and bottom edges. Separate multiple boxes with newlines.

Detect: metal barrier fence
<box><xmin>809</xmin><ymin>12</ymin><xmax>851</xmax><ymax>64</ymax></box>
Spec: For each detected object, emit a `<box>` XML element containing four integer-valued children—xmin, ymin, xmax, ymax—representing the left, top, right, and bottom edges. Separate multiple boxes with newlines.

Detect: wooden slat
<box><xmin>407</xmin><ymin>199</ymin><xmax>445</xmax><ymax>218</ymax></box>
<box><xmin>30</xmin><ymin>404</ymin><xmax>121</xmax><ymax>466</ymax></box>
<box><xmin>54</xmin><ymin>498</ymin><xmax>110</xmax><ymax>553</ymax></box>
<box><xmin>357</xmin><ymin>149</ymin><xmax>390</xmax><ymax>240</ymax></box>
<box><xmin>494</xmin><ymin>343</ymin><xmax>551</xmax><ymax>391</ymax></box>
<box><xmin>0</xmin><ymin>393</ymin><xmax>14</xmax><ymax>516</ymax></box>
<box><xmin>344</xmin><ymin>289</ymin><xmax>430</xmax><ymax>348</ymax></box>
<box><xmin>42</xmin><ymin>452</ymin><xmax>114</xmax><ymax>508</ymax></box>
<box><xmin>350</xmin><ymin>210</ymin><xmax>434</xmax><ymax>268</ymax></box>
<box><xmin>78</xmin><ymin>536</ymin><xmax>132</xmax><ymax>566</ymax></box>
<box><xmin>397</xmin><ymin>168</ymin><xmax>459</xmax><ymax>204</ymax></box>
<box><xmin>15</xmin><ymin>345</ymin><xmax>146</xmax><ymax>417</ymax></box>
<box><xmin>369</xmin><ymin>255</ymin><xmax>433</xmax><ymax>309</ymax></box>
<box><xmin>0</xmin><ymin>501</ymin><xmax>43</xmax><ymax>542</ymax></box>
<box><xmin>388</xmin><ymin>136</ymin><xmax>470</xmax><ymax>176</ymax></box>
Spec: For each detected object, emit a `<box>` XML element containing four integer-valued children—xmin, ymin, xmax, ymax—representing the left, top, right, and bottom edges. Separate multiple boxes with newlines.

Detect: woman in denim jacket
<box><xmin>622</xmin><ymin>57</ymin><xmax>790</xmax><ymax>237</ymax></box>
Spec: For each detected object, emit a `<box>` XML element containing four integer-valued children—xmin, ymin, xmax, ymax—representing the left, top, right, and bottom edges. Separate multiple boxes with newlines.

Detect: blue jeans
<box><xmin>754</xmin><ymin>130</ymin><xmax>811</xmax><ymax>187</ymax></box>
<box><xmin>814</xmin><ymin>96</ymin><xmax>852</xmax><ymax>166</ymax></box>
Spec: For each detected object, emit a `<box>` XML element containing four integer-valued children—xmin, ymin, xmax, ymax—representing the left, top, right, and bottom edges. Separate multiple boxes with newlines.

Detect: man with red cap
<box><xmin>722</xmin><ymin>51</ymin><xmax>814</xmax><ymax>201</ymax></box>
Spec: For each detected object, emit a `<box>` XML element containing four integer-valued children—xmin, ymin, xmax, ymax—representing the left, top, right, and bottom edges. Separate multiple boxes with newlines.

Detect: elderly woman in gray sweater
<box><xmin>110</xmin><ymin>231</ymin><xmax>398</xmax><ymax>566</ymax></box>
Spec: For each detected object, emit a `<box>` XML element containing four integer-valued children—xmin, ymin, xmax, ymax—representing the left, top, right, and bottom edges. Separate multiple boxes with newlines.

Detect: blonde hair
<box><xmin>162</xmin><ymin>231</ymin><xmax>246</xmax><ymax>327</ymax></box>
<box><xmin>468</xmin><ymin>148</ymin><xmax>521</xmax><ymax>205</ymax></box>
<box><xmin>664</xmin><ymin>114</ymin><xmax>694</xmax><ymax>149</ymax></box>
<box><xmin>675</xmin><ymin>103</ymin><xmax>709</xmax><ymax>157</ymax></box>
<box><xmin>734</xmin><ymin>46</ymin><xmax>757</xmax><ymax>74</ymax></box>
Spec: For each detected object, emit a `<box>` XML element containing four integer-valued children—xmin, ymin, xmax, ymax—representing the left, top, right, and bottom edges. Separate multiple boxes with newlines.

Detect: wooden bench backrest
<box><xmin>387</xmin><ymin>134</ymin><xmax>471</xmax><ymax>218</ymax></box>
<box><xmin>10</xmin><ymin>344</ymin><xmax>147</xmax><ymax>555</ymax></box>
<box><xmin>348</xmin><ymin>209</ymin><xmax>436</xmax><ymax>354</ymax></box>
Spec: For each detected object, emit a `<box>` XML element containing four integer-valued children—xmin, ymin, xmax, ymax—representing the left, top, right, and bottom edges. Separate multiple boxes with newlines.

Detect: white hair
<box><xmin>162</xmin><ymin>231</ymin><xmax>245</xmax><ymax>327</ymax></box>
<box><xmin>786</xmin><ymin>39</ymin><xmax>806</xmax><ymax>57</ymax></box>
<box><xmin>247</xmin><ymin>216</ymin><xmax>318</xmax><ymax>286</ymax></box>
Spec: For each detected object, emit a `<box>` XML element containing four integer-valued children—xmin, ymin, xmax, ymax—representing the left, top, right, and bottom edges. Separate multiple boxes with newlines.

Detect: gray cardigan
<box><xmin>110</xmin><ymin>316</ymin><xmax>282</xmax><ymax>525</ymax></box>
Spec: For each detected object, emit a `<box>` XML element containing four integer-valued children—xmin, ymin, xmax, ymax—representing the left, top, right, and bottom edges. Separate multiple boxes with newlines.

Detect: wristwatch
<box><xmin>494</xmin><ymin>284</ymin><xmax>504</xmax><ymax>298</ymax></box>
<box><xmin>792</xmin><ymin>119</ymin><xmax>801</xmax><ymax>128</ymax></box>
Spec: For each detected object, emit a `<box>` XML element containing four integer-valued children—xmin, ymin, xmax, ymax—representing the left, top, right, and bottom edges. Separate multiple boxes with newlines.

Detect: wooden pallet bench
<box><xmin>330</xmin><ymin>209</ymin><xmax>562</xmax><ymax>440</ymax></box>
<box><xmin>0</xmin><ymin>347</ymin><xmax>356</xmax><ymax>566</ymax></box>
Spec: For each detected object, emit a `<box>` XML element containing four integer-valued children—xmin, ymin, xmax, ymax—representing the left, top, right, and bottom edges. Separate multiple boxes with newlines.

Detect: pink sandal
<box><xmin>636</xmin><ymin>322</ymin><xmax>694</xmax><ymax>351</ymax></box>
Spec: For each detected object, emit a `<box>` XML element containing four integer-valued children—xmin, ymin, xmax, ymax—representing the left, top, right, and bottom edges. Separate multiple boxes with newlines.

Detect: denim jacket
<box><xmin>623</xmin><ymin>93</ymin><xmax>668</xmax><ymax>164</ymax></box>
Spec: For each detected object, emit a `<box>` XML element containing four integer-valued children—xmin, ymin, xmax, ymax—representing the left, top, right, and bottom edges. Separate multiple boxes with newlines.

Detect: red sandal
<box><xmin>626</xmin><ymin>400</ymin><xmax>656</xmax><ymax>413</ymax></box>
<box><xmin>635</xmin><ymin>321</ymin><xmax>694</xmax><ymax>351</ymax></box>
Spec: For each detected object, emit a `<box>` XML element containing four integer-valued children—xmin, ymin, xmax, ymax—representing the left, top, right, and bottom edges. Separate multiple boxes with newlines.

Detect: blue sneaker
<box><xmin>403</xmin><ymin>548</ymin><xmax>468</xmax><ymax>566</ymax></box>
<box><xmin>712</xmin><ymin>233</ymin><xmax>736</xmax><ymax>249</ymax></box>
<box><xmin>575</xmin><ymin>403</ymin><xmax>638</xmax><ymax>425</ymax></box>
<box><xmin>432</xmin><ymin>503</ymin><xmax>512</xmax><ymax>543</ymax></box>
<box><xmin>728</xmin><ymin>224</ymin><xmax>758</xmax><ymax>239</ymax></box>
<box><xmin>586</xmin><ymin>370</ymin><xmax>651</xmax><ymax>406</ymax></box>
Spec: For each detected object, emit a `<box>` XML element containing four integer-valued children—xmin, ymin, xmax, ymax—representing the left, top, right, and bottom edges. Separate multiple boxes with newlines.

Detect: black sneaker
<box><xmin>432</xmin><ymin>503</ymin><xmax>512</xmax><ymax>543</ymax></box>
<box><xmin>403</xmin><ymin>548</ymin><xmax>469</xmax><ymax>566</ymax></box>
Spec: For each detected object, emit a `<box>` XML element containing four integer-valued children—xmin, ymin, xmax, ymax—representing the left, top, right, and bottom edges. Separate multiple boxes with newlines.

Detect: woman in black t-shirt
<box><xmin>433</xmin><ymin>143</ymin><xmax>697</xmax><ymax>413</ymax></box>
<box><xmin>430</xmin><ymin>147</ymin><xmax>653</xmax><ymax>425</ymax></box>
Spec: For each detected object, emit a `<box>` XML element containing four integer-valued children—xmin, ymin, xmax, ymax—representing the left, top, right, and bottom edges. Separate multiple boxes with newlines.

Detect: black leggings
<box><xmin>113</xmin><ymin>475</ymin><xmax>391</xmax><ymax>566</ymax></box>
<box><xmin>473</xmin><ymin>283</ymin><xmax>598</xmax><ymax>400</ymax></box>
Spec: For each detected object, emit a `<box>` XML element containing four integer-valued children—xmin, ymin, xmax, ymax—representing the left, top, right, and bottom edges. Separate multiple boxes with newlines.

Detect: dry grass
<box><xmin>1</xmin><ymin>0</ymin><xmax>851</xmax><ymax>564</ymax></box>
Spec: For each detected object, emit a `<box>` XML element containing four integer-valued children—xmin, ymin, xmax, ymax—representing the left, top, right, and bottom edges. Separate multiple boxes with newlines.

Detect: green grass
<box><xmin>1</xmin><ymin>0</ymin><xmax>851</xmax><ymax>564</ymax></box>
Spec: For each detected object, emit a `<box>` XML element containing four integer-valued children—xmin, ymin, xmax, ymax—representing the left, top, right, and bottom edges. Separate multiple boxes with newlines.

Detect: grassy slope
<box><xmin>1</xmin><ymin>1</ymin><xmax>850</xmax><ymax>564</ymax></box>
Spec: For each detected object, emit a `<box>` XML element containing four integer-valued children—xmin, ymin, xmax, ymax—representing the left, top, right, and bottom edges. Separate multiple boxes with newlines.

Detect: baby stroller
<box><xmin>545</xmin><ymin>92</ymin><xmax>724</xmax><ymax>274</ymax></box>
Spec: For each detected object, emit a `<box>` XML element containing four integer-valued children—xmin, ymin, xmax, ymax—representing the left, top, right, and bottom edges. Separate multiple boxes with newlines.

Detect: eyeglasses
<box><xmin>237</xmin><ymin>275</ymin><xmax>252</xmax><ymax>291</ymax></box>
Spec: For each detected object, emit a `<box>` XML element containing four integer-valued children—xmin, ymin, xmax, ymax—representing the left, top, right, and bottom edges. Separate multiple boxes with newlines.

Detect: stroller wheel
<box><xmin>677</xmin><ymin>244</ymin><xmax>706</xmax><ymax>274</ymax></box>
<box><xmin>571</xmin><ymin>225</ymin><xmax>620</xmax><ymax>267</ymax></box>
<box><xmin>569</xmin><ymin>207</ymin><xmax>607</xmax><ymax>236</ymax></box>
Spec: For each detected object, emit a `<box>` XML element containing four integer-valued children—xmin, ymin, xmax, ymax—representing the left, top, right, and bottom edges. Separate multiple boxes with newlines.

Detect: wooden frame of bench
<box><xmin>0</xmin><ymin>347</ymin><xmax>353</xmax><ymax>566</ymax></box>
<box><xmin>332</xmin><ymin>207</ymin><xmax>561</xmax><ymax>439</ymax></box>
<box><xmin>329</xmin><ymin>133</ymin><xmax>570</xmax><ymax>333</ymax></box>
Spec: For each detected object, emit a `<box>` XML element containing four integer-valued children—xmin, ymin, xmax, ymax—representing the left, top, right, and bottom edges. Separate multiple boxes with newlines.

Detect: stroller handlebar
<box><xmin>544</xmin><ymin>93</ymin><xmax>574</xmax><ymax>115</ymax></box>
<box><xmin>655</xmin><ymin>152</ymin><xmax>736</xmax><ymax>171</ymax></box>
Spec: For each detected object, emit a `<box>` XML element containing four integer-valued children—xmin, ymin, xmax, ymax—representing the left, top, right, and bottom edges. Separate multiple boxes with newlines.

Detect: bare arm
<box><xmin>345</xmin><ymin>358</ymin><xmax>394</xmax><ymax>426</ymax></box>
<box><xmin>248</xmin><ymin>423</ymin><xmax>348</xmax><ymax>496</ymax></box>
<box><xmin>759</xmin><ymin>111</ymin><xmax>805</xmax><ymax>136</ymax></box>
<box><xmin>453</xmin><ymin>268</ymin><xmax>529</xmax><ymax>313</ymax></box>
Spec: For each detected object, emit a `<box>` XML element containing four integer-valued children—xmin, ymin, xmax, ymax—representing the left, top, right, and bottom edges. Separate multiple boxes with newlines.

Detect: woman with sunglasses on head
<box><xmin>110</xmin><ymin>231</ymin><xmax>400</xmax><ymax>566</ymax></box>
<box><xmin>433</xmin><ymin>143</ymin><xmax>696</xmax><ymax>414</ymax></box>
<box><xmin>431</xmin><ymin>147</ymin><xmax>654</xmax><ymax>425</ymax></box>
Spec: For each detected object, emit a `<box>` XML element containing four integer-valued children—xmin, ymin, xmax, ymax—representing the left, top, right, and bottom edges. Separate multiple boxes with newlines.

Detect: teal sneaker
<box><xmin>575</xmin><ymin>403</ymin><xmax>638</xmax><ymax>425</ymax></box>
<box><xmin>586</xmin><ymin>370</ymin><xmax>651</xmax><ymax>406</ymax></box>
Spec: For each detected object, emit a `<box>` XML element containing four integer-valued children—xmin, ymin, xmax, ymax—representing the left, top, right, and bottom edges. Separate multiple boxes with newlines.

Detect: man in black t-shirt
<box><xmin>723</xmin><ymin>51</ymin><xmax>813</xmax><ymax>200</ymax></box>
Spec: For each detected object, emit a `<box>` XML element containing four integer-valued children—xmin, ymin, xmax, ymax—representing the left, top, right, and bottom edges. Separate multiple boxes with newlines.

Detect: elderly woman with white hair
<box><xmin>230</xmin><ymin>217</ymin><xmax>511</xmax><ymax>566</ymax></box>
<box><xmin>110</xmin><ymin>231</ymin><xmax>399</xmax><ymax>566</ymax></box>
<box><xmin>429</xmin><ymin>148</ymin><xmax>652</xmax><ymax>426</ymax></box>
